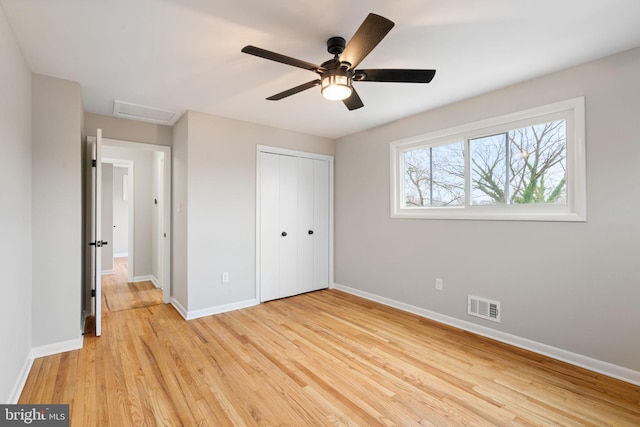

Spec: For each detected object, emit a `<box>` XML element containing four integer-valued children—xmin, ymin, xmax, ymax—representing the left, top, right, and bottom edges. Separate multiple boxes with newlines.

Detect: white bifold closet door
<box><xmin>260</xmin><ymin>152</ymin><xmax>330</xmax><ymax>302</ymax></box>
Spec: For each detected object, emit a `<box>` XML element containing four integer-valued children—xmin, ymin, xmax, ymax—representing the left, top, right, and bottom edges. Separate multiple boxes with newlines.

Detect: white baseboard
<box><xmin>101</xmin><ymin>269</ymin><xmax>114</xmax><ymax>275</ymax></box>
<box><xmin>9</xmin><ymin>336</ymin><xmax>85</xmax><ymax>403</ymax></box>
<box><xmin>170</xmin><ymin>297</ymin><xmax>188</xmax><ymax>319</ymax></box>
<box><xmin>133</xmin><ymin>275</ymin><xmax>161</xmax><ymax>288</ymax></box>
<box><xmin>333</xmin><ymin>283</ymin><xmax>640</xmax><ymax>387</ymax></box>
<box><xmin>132</xmin><ymin>275</ymin><xmax>153</xmax><ymax>283</ymax></box>
<box><xmin>8</xmin><ymin>353</ymin><xmax>34</xmax><ymax>404</ymax></box>
<box><xmin>150</xmin><ymin>276</ymin><xmax>161</xmax><ymax>289</ymax></box>
<box><xmin>171</xmin><ymin>297</ymin><xmax>258</xmax><ymax>321</ymax></box>
<box><xmin>30</xmin><ymin>336</ymin><xmax>84</xmax><ymax>359</ymax></box>
<box><xmin>113</xmin><ymin>253</ymin><xmax>128</xmax><ymax>258</ymax></box>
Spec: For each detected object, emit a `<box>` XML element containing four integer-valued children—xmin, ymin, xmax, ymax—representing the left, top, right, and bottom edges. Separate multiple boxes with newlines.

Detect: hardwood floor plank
<box><xmin>19</xmin><ymin>286</ymin><xmax>640</xmax><ymax>426</ymax></box>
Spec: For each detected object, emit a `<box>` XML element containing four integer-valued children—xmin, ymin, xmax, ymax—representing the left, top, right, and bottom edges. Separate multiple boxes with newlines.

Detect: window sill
<box><xmin>391</xmin><ymin>206</ymin><xmax>586</xmax><ymax>222</ymax></box>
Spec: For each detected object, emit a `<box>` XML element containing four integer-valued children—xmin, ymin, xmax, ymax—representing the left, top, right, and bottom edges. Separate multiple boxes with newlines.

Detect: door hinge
<box><xmin>92</xmin><ymin>159</ymin><xmax>97</xmax><ymax>167</ymax></box>
<box><xmin>91</xmin><ymin>289</ymin><xmax>96</xmax><ymax>297</ymax></box>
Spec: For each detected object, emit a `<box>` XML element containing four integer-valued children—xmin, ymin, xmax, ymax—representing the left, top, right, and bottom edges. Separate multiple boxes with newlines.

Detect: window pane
<box><xmin>403</xmin><ymin>147</ymin><xmax>431</xmax><ymax>207</ymax></box>
<box><xmin>431</xmin><ymin>142</ymin><xmax>464</xmax><ymax>206</ymax></box>
<box><xmin>403</xmin><ymin>142</ymin><xmax>464</xmax><ymax>207</ymax></box>
<box><xmin>470</xmin><ymin>133</ymin><xmax>507</xmax><ymax>205</ymax></box>
<box><xmin>509</xmin><ymin>120</ymin><xmax>566</xmax><ymax>204</ymax></box>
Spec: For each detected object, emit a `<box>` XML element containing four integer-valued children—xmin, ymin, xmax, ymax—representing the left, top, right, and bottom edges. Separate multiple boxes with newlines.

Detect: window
<box><xmin>390</xmin><ymin>97</ymin><xmax>586</xmax><ymax>221</ymax></box>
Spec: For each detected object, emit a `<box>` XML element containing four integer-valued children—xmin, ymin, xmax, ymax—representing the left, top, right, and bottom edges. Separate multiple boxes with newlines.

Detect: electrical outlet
<box><xmin>435</xmin><ymin>277</ymin><xmax>443</xmax><ymax>291</ymax></box>
<box><xmin>221</xmin><ymin>272</ymin><xmax>229</xmax><ymax>283</ymax></box>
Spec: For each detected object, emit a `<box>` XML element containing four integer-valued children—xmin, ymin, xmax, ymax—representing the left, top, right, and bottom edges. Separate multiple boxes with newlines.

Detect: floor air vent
<box><xmin>468</xmin><ymin>295</ymin><xmax>501</xmax><ymax>323</ymax></box>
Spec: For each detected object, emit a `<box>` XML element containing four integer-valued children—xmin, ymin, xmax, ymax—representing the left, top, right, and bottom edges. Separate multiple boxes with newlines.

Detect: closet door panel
<box><xmin>278</xmin><ymin>155</ymin><xmax>299</xmax><ymax>298</ymax></box>
<box><xmin>259</xmin><ymin>152</ymin><xmax>281</xmax><ymax>302</ymax></box>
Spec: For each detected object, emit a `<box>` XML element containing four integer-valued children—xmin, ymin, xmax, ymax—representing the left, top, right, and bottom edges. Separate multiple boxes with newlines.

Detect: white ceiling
<box><xmin>2</xmin><ymin>0</ymin><xmax>640</xmax><ymax>139</ymax></box>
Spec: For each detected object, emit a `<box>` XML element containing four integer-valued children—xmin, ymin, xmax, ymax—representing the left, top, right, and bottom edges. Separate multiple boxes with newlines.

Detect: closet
<box><xmin>259</xmin><ymin>149</ymin><xmax>331</xmax><ymax>302</ymax></box>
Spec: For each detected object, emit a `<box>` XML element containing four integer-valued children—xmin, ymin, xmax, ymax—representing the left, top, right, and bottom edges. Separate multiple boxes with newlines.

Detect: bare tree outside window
<box><xmin>509</xmin><ymin>121</ymin><xmax>566</xmax><ymax>204</ymax></box>
<box><xmin>471</xmin><ymin>120</ymin><xmax>566</xmax><ymax>205</ymax></box>
<box><xmin>393</xmin><ymin>98</ymin><xmax>584</xmax><ymax>221</ymax></box>
<box><xmin>403</xmin><ymin>147</ymin><xmax>431</xmax><ymax>207</ymax></box>
<box><xmin>403</xmin><ymin>120</ymin><xmax>566</xmax><ymax>208</ymax></box>
<box><xmin>470</xmin><ymin>133</ymin><xmax>508</xmax><ymax>205</ymax></box>
<box><xmin>403</xmin><ymin>142</ymin><xmax>464</xmax><ymax>207</ymax></box>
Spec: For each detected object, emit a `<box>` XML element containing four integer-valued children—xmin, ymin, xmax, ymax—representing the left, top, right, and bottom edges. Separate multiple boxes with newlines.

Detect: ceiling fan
<box><xmin>241</xmin><ymin>13</ymin><xmax>436</xmax><ymax>110</ymax></box>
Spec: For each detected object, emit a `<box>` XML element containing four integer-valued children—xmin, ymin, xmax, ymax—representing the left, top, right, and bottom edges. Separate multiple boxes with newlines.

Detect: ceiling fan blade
<box><xmin>339</xmin><ymin>13</ymin><xmax>395</xmax><ymax>70</ymax></box>
<box><xmin>266</xmin><ymin>80</ymin><xmax>321</xmax><ymax>100</ymax></box>
<box><xmin>242</xmin><ymin>45</ymin><xmax>325</xmax><ymax>73</ymax></box>
<box><xmin>343</xmin><ymin>88</ymin><xmax>364</xmax><ymax>111</ymax></box>
<box><xmin>354</xmin><ymin>69</ymin><xmax>436</xmax><ymax>83</ymax></box>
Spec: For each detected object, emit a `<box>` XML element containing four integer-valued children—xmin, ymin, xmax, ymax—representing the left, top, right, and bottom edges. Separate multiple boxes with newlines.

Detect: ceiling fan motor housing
<box><xmin>326</xmin><ymin>36</ymin><xmax>346</xmax><ymax>56</ymax></box>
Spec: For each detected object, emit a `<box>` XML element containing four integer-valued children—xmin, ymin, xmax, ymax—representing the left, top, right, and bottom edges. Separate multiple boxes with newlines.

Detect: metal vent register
<box><xmin>468</xmin><ymin>295</ymin><xmax>501</xmax><ymax>322</ymax></box>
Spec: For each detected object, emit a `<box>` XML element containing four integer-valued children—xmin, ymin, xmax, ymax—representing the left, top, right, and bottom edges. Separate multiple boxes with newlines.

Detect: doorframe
<box><xmin>255</xmin><ymin>145</ymin><xmax>334</xmax><ymax>303</ymax></box>
<box><xmin>89</xmin><ymin>137</ymin><xmax>172</xmax><ymax>304</ymax></box>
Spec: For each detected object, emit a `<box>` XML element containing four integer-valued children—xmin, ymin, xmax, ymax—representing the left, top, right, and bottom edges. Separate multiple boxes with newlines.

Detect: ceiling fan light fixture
<box><xmin>321</xmin><ymin>74</ymin><xmax>352</xmax><ymax>101</ymax></box>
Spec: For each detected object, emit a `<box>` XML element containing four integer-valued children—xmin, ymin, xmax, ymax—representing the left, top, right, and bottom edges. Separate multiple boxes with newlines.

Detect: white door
<box><xmin>88</xmin><ymin>129</ymin><xmax>104</xmax><ymax>336</ymax></box>
<box><xmin>259</xmin><ymin>151</ymin><xmax>330</xmax><ymax>302</ymax></box>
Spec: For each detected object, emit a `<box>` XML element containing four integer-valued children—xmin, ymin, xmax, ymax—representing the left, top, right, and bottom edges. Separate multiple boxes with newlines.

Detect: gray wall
<box><xmin>172</xmin><ymin>111</ymin><xmax>335</xmax><ymax>313</ymax></box>
<box><xmin>171</xmin><ymin>113</ymin><xmax>188</xmax><ymax>308</ymax></box>
<box><xmin>31</xmin><ymin>74</ymin><xmax>83</xmax><ymax>348</ymax></box>
<box><xmin>335</xmin><ymin>46</ymin><xmax>640</xmax><ymax>372</ymax></box>
<box><xmin>85</xmin><ymin>112</ymin><xmax>172</xmax><ymax>146</ymax></box>
<box><xmin>0</xmin><ymin>5</ymin><xmax>32</xmax><ymax>403</ymax></box>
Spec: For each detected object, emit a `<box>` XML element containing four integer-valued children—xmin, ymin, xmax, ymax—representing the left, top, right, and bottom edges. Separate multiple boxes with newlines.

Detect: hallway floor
<box><xmin>102</xmin><ymin>257</ymin><xmax>163</xmax><ymax>313</ymax></box>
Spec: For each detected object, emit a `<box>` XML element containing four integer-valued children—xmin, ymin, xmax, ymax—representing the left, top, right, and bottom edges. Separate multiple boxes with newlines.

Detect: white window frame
<box><xmin>390</xmin><ymin>97</ymin><xmax>586</xmax><ymax>221</ymax></box>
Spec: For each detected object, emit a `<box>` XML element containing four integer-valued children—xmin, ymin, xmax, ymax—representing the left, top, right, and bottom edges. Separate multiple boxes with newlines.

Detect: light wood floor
<box><xmin>20</xmin><ymin>286</ymin><xmax>640</xmax><ymax>426</ymax></box>
<box><xmin>103</xmin><ymin>257</ymin><xmax>163</xmax><ymax>313</ymax></box>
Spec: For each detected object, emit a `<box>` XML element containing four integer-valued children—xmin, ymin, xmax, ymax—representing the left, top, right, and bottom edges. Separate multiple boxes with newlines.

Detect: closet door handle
<box><xmin>281</xmin><ymin>231</ymin><xmax>287</xmax><ymax>237</ymax></box>
<box><xmin>308</xmin><ymin>230</ymin><xmax>314</xmax><ymax>235</ymax></box>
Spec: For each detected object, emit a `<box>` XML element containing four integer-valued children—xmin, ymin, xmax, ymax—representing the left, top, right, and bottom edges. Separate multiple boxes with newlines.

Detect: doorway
<box><xmin>85</xmin><ymin>134</ymin><xmax>171</xmax><ymax>335</ymax></box>
<box><xmin>101</xmin><ymin>139</ymin><xmax>171</xmax><ymax>303</ymax></box>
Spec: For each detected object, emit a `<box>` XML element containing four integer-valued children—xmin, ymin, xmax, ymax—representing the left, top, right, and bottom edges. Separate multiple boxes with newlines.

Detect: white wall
<box><xmin>102</xmin><ymin>145</ymin><xmax>154</xmax><ymax>279</ymax></box>
<box><xmin>172</xmin><ymin>111</ymin><xmax>334</xmax><ymax>315</ymax></box>
<box><xmin>335</xmin><ymin>46</ymin><xmax>640</xmax><ymax>374</ymax></box>
<box><xmin>0</xmin><ymin>4</ymin><xmax>32</xmax><ymax>403</ymax></box>
<box><xmin>31</xmin><ymin>74</ymin><xmax>83</xmax><ymax>349</ymax></box>
<box><xmin>112</xmin><ymin>166</ymin><xmax>129</xmax><ymax>257</ymax></box>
